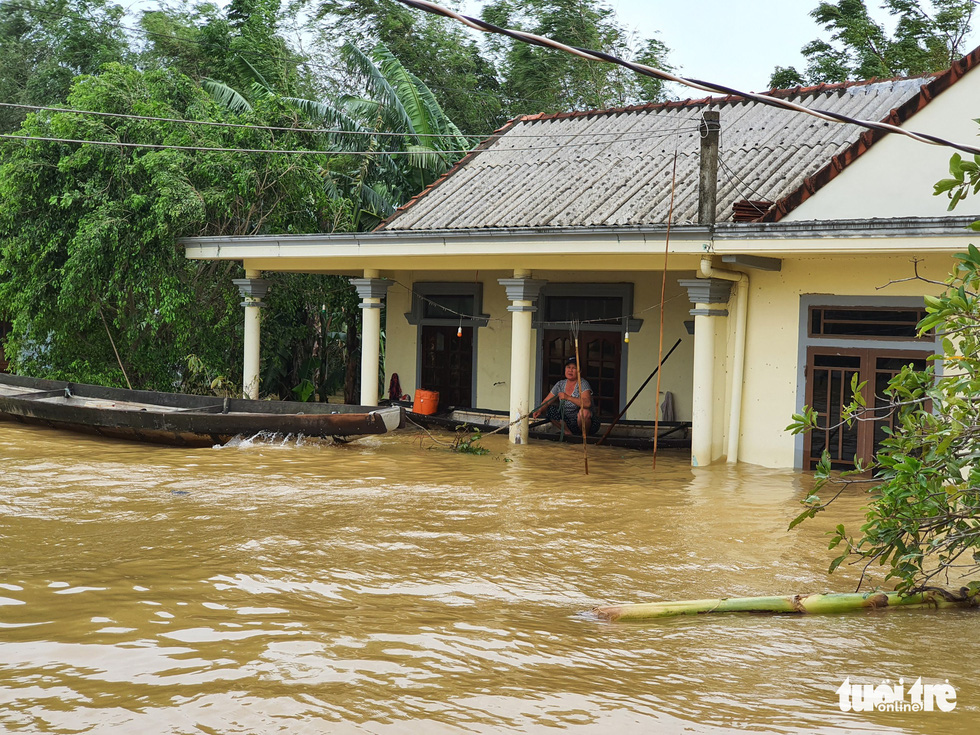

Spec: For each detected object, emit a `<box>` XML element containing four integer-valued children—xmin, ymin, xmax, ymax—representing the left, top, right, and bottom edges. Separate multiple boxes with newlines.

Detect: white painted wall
<box><xmin>785</xmin><ymin>64</ymin><xmax>980</xmax><ymax>222</ymax></box>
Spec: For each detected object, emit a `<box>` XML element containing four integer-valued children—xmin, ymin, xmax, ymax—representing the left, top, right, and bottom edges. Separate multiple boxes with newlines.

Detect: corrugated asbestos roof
<box><xmin>378</xmin><ymin>47</ymin><xmax>980</xmax><ymax>231</ymax></box>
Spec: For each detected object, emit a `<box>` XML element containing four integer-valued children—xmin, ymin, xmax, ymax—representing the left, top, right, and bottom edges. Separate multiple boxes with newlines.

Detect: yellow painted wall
<box><xmin>381</xmin><ymin>272</ymin><xmax>417</xmax><ymax>399</ymax></box>
<box><xmin>737</xmin><ymin>253</ymin><xmax>955</xmax><ymax>468</ymax></box>
<box><xmin>381</xmin><ymin>269</ymin><xmax>696</xmax><ymax>423</ymax></box>
<box><xmin>382</xmin><ymin>270</ymin><xmax>518</xmax><ymax>410</ymax></box>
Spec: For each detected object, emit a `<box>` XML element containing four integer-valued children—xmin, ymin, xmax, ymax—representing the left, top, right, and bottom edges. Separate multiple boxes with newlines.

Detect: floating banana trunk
<box><xmin>594</xmin><ymin>589</ymin><xmax>979</xmax><ymax>622</ymax></box>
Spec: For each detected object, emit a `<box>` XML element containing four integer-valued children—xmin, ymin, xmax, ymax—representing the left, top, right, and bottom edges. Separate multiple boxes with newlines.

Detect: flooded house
<box><xmin>183</xmin><ymin>46</ymin><xmax>980</xmax><ymax>470</ymax></box>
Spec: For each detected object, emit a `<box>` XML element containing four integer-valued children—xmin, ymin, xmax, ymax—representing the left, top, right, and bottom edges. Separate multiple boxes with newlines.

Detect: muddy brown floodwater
<box><xmin>0</xmin><ymin>421</ymin><xmax>976</xmax><ymax>734</ymax></box>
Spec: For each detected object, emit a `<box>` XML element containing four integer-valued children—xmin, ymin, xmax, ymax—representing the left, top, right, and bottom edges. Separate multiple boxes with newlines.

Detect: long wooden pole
<box><xmin>573</xmin><ymin>330</ymin><xmax>588</xmax><ymax>475</ymax></box>
<box><xmin>596</xmin><ymin>337</ymin><xmax>682</xmax><ymax>446</ymax></box>
<box><xmin>654</xmin><ymin>149</ymin><xmax>679</xmax><ymax>469</ymax></box>
<box><xmin>99</xmin><ymin>306</ymin><xmax>132</xmax><ymax>390</ymax></box>
<box><xmin>477</xmin><ymin>397</ymin><xmax>559</xmax><ymax>439</ymax></box>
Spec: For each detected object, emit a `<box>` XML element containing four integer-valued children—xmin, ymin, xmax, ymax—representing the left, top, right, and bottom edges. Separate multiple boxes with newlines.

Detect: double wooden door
<box><xmin>541</xmin><ymin>329</ymin><xmax>621</xmax><ymax>418</ymax></box>
<box><xmin>419</xmin><ymin>325</ymin><xmax>473</xmax><ymax>408</ymax></box>
<box><xmin>803</xmin><ymin>347</ymin><xmax>929</xmax><ymax>470</ymax></box>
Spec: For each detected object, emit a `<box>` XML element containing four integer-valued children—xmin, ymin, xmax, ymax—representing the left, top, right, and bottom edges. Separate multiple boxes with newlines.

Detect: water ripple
<box><xmin>0</xmin><ymin>425</ymin><xmax>975</xmax><ymax>733</ymax></box>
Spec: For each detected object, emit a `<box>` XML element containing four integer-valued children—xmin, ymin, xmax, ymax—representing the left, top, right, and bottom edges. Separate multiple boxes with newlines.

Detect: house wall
<box><xmin>736</xmin><ymin>252</ymin><xmax>955</xmax><ymax>468</ymax></box>
<box><xmin>381</xmin><ymin>270</ymin><xmax>696</xmax><ymax>423</ymax></box>
<box><xmin>784</xmin><ymin>64</ymin><xmax>980</xmax><ymax>222</ymax></box>
<box><xmin>382</xmin><ymin>269</ymin><xmax>517</xmax><ymax>411</ymax></box>
<box><xmin>382</xmin><ymin>250</ymin><xmax>955</xmax><ymax>469</ymax></box>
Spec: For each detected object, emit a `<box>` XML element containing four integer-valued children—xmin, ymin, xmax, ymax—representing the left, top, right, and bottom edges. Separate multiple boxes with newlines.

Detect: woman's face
<box><xmin>564</xmin><ymin>362</ymin><xmax>578</xmax><ymax>380</ymax></box>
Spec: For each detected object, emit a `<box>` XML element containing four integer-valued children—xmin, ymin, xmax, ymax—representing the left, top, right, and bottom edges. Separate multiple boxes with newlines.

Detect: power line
<box><xmin>396</xmin><ymin>0</ymin><xmax>980</xmax><ymax>157</ymax></box>
<box><xmin>0</xmin><ymin>101</ymin><xmax>475</xmax><ymax>141</ymax></box>
<box><xmin>718</xmin><ymin>151</ymin><xmax>772</xmax><ymax>209</ymax></box>
<box><xmin>0</xmin><ymin>125</ymin><xmax>700</xmax><ymax>155</ymax></box>
<box><xmin>0</xmin><ymin>1</ymin><xmax>579</xmax><ymax>127</ymax></box>
<box><xmin>0</xmin><ymin>132</ymin><xmax>451</xmax><ymax>155</ymax></box>
<box><xmin>0</xmin><ymin>101</ymin><xmax>701</xmax><ymax>141</ymax></box>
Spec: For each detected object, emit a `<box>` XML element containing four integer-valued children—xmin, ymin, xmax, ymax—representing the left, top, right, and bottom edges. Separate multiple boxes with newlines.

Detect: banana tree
<box><xmin>203</xmin><ymin>43</ymin><xmax>473</xmax><ymax>231</ymax></box>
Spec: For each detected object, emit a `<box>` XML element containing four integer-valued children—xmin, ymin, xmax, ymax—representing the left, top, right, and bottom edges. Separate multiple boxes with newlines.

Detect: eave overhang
<box><xmin>181</xmin><ymin>216</ymin><xmax>980</xmax><ymax>273</ymax></box>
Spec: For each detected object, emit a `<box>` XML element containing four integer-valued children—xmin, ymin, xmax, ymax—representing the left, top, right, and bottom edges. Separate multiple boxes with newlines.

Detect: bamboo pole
<box><xmin>654</xmin><ymin>149</ymin><xmax>679</xmax><ymax>470</ymax></box>
<box><xmin>572</xmin><ymin>322</ymin><xmax>588</xmax><ymax>475</ymax></box>
<box><xmin>594</xmin><ymin>590</ymin><xmax>978</xmax><ymax>622</ymax></box>
<box><xmin>596</xmin><ymin>337</ymin><xmax>682</xmax><ymax>446</ymax></box>
<box><xmin>99</xmin><ymin>306</ymin><xmax>132</xmax><ymax>390</ymax></box>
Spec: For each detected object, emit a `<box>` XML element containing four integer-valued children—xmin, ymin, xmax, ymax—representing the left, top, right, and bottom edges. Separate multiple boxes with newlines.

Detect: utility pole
<box><xmin>698</xmin><ymin>110</ymin><xmax>721</xmax><ymax>225</ymax></box>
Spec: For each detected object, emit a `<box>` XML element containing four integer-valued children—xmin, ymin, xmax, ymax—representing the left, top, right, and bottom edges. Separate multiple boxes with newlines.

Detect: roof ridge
<box><xmin>507</xmin><ymin>71</ymin><xmax>942</xmax><ymax>124</ymax></box>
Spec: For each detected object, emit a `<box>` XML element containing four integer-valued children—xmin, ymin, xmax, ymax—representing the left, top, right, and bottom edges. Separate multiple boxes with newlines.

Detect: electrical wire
<box><xmin>394</xmin><ymin>0</ymin><xmax>980</xmax><ymax>157</ymax></box>
<box><xmin>718</xmin><ymin>155</ymin><xmax>771</xmax><ymax>209</ymax></box>
<box><xmin>0</xmin><ymin>101</ymin><xmax>473</xmax><ymax>139</ymax></box>
<box><xmin>0</xmin><ymin>102</ymin><xmax>701</xmax><ymax>141</ymax></box>
<box><xmin>0</xmin><ymin>132</ymin><xmax>447</xmax><ymax>156</ymax></box>
<box><xmin>0</xmin><ymin>126</ymin><xmax>702</xmax><ymax>155</ymax></box>
<box><xmin>0</xmin><ymin>1</ymin><xmax>574</xmax><ymax>125</ymax></box>
<box><xmin>393</xmin><ymin>277</ymin><xmax>683</xmax><ymax>327</ymax></box>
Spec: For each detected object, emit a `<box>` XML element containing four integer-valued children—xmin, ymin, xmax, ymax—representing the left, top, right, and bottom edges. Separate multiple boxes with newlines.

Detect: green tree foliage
<box><xmin>205</xmin><ymin>41</ymin><xmax>472</xmax><ymax>230</ymax></box>
<box><xmin>770</xmin><ymin>0</ymin><xmax>976</xmax><ymax>88</ymax></box>
<box><xmin>0</xmin><ymin>64</ymin><xmax>338</xmax><ymax>391</ymax></box>
<box><xmin>788</xmin><ymin>148</ymin><xmax>980</xmax><ymax>593</ymax></box>
<box><xmin>312</xmin><ymin>0</ymin><xmax>502</xmax><ymax>134</ymax></box>
<box><xmin>137</xmin><ymin>2</ymin><xmax>230</xmax><ymax>83</ymax></box>
<box><xmin>197</xmin><ymin>37</ymin><xmax>471</xmax><ymax>401</ymax></box>
<box><xmin>0</xmin><ymin>1</ymin><xmax>470</xmax><ymax>401</ymax></box>
<box><xmin>480</xmin><ymin>0</ymin><xmax>671</xmax><ymax>116</ymax></box>
<box><xmin>0</xmin><ymin>0</ymin><xmax>129</xmax><ymax>131</ymax></box>
<box><xmin>260</xmin><ymin>272</ymin><xmax>361</xmax><ymax>402</ymax></box>
<box><xmin>338</xmin><ymin>43</ymin><xmax>472</xmax><ymax>201</ymax></box>
<box><xmin>139</xmin><ymin>0</ymin><xmax>313</xmax><ymax>98</ymax></box>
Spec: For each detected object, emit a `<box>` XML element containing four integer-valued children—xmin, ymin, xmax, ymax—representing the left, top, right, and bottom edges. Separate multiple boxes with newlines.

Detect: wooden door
<box><xmin>541</xmin><ymin>329</ymin><xmax>621</xmax><ymax>418</ymax></box>
<box><xmin>803</xmin><ymin>347</ymin><xmax>929</xmax><ymax>470</ymax></box>
<box><xmin>419</xmin><ymin>325</ymin><xmax>473</xmax><ymax>408</ymax></box>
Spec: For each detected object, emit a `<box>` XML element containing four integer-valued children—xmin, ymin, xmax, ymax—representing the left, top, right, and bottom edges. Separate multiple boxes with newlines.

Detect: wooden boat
<box><xmin>0</xmin><ymin>374</ymin><xmax>403</xmax><ymax>447</ymax></box>
<box><xmin>405</xmin><ymin>406</ymin><xmax>690</xmax><ymax>450</ymax></box>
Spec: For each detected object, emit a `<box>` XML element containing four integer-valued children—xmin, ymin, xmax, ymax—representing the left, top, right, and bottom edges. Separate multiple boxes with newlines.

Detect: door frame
<box><xmin>419</xmin><ymin>324</ymin><xmax>476</xmax><ymax>408</ymax></box>
<box><xmin>405</xmin><ymin>282</ymin><xmax>489</xmax><ymax>407</ymax></box>
<box><xmin>802</xmin><ymin>345</ymin><xmax>932</xmax><ymax>470</ymax></box>
<box><xmin>533</xmin><ymin>283</ymin><xmax>643</xmax><ymax>411</ymax></box>
<box><xmin>539</xmin><ymin>328</ymin><xmax>623</xmax><ymax>418</ymax></box>
<box><xmin>794</xmin><ymin>295</ymin><xmax>939</xmax><ymax>469</ymax></box>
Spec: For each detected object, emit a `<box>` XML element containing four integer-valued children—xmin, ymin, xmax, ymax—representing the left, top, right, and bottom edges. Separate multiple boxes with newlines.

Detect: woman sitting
<box><xmin>533</xmin><ymin>356</ymin><xmax>601</xmax><ymax>436</ymax></box>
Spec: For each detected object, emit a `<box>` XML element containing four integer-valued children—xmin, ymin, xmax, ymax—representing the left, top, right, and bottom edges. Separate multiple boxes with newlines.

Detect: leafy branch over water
<box><xmin>788</xmin><ymin>240</ymin><xmax>980</xmax><ymax>595</ymax></box>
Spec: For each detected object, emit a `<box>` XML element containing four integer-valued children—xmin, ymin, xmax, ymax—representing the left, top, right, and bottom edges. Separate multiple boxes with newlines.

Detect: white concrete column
<box><xmin>498</xmin><ymin>272</ymin><xmax>547</xmax><ymax>444</ymax></box>
<box><xmin>350</xmin><ymin>270</ymin><xmax>391</xmax><ymax>407</ymax></box>
<box><xmin>233</xmin><ymin>270</ymin><xmax>270</xmax><ymax>400</ymax></box>
<box><xmin>690</xmin><ymin>313</ymin><xmax>716</xmax><ymax>466</ymax></box>
<box><xmin>679</xmin><ymin>277</ymin><xmax>734</xmax><ymax>467</ymax></box>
